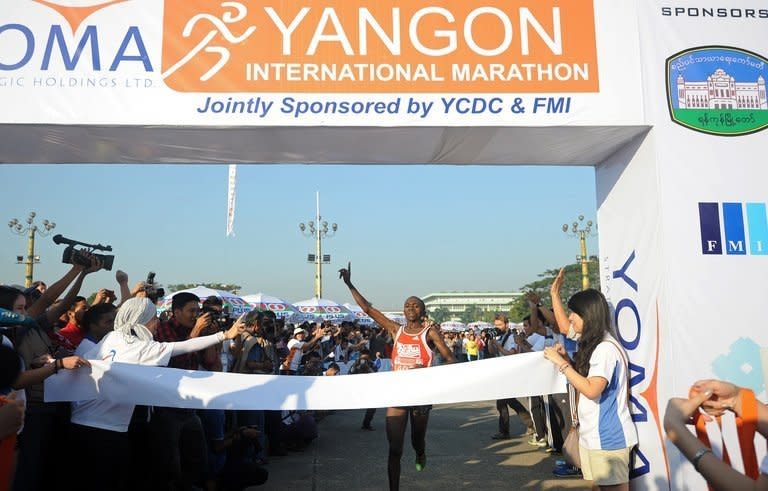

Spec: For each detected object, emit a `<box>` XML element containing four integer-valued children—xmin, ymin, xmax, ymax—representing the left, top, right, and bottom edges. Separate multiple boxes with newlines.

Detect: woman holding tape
<box><xmin>542</xmin><ymin>268</ymin><xmax>637</xmax><ymax>490</ymax></box>
<box><xmin>339</xmin><ymin>262</ymin><xmax>455</xmax><ymax>491</ymax></box>
<box><xmin>68</xmin><ymin>297</ymin><xmax>245</xmax><ymax>491</ymax></box>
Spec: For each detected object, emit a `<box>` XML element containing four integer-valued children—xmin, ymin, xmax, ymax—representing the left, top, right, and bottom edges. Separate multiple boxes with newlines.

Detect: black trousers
<box><xmin>547</xmin><ymin>392</ymin><xmax>572</xmax><ymax>453</ymax></box>
<box><xmin>70</xmin><ymin>423</ymin><xmax>131</xmax><ymax>491</ymax></box>
<box><xmin>150</xmin><ymin>408</ymin><xmax>208</xmax><ymax>490</ymax></box>
<box><xmin>362</xmin><ymin>408</ymin><xmax>377</xmax><ymax>427</ymax></box>
<box><xmin>496</xmin><ymin>397</ymin><xmax>533</xmax><ymax>435</ymax></box>
<box><xmin>530</xmin><ymin>396</ymin><xmax>547</xmax><ymax>440</ymax></box>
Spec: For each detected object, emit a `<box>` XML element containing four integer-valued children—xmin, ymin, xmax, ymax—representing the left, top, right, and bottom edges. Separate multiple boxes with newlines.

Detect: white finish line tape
<box><xmin>45</xmin><ymin>352</ymin><xmax>566</xmax><ymax>410</ymax></box>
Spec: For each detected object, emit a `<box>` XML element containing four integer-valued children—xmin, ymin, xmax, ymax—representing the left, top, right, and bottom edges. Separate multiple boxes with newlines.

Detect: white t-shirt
<box><xmin>577</xmin><ymin>335</ymin><xmax>638</xmax><ymax>450</ymax></box>
<box><xmin>71</xmin><ymin>331</ymin><xmax>173</xmax><ymax>432</ymax></box>
<box><xmin>286</xmin><ymin>338</ymin><xmax>306</xmax><ymax>372</ymax></box>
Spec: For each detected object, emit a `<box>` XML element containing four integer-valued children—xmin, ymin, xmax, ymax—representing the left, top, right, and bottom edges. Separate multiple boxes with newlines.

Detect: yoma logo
<box><xmin>0</xmin><ymin>0</ymin><xmax>152</xmax><ymax>72</ymax></box>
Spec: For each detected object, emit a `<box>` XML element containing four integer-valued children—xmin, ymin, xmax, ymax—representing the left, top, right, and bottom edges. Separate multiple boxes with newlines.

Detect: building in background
<box><xmin>422</xmin><ymin>291</ymin><xmax>523</xmax><ymax>320</ymax></box>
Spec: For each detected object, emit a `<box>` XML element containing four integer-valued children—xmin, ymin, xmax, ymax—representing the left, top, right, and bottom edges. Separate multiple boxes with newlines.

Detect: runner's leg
<box><xmin>386</xmin><ymin>407</ymin><xmax>409</xmax><ymax>491</ymax></box>
<box><xmin>409</xmin><ymin>408</ymin><xmax>429</xmax><ymax>470</ymax></box>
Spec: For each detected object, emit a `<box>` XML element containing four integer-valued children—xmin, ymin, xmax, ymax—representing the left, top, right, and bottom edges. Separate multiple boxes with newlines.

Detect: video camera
<box><xmin>144</xmin><ymin>272</ymin><xmax>165</xmax><ymax>304</ymax></box>
<box><xmin>53</xmin><ymin>234</ymin><xmax>114</xmax><ymax>271</ymax></box>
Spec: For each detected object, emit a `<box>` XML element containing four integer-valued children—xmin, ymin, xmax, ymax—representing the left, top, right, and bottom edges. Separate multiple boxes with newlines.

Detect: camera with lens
<box><xmin>486</xmin><ymin>328</ymin><xmax>499</xmax><ymax>338</ymax></box>
<box><xmin>144</xmin><ymin>272</ymin><xmax>165</xmax><ymax>304</ymax></box>
<box><xmin>53</xmin><ymin>234</ymin><xmax>114</xmax><ymax>271</ymax></box>
<box><xmin>201</xmin><ymin>305</ymin><xmax>233</xmax><ymax>330</ymax></box>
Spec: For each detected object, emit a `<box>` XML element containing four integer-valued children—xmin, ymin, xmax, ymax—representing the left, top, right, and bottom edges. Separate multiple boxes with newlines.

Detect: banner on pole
<box><xmin>226</xmin><ymin>164</ymin><xmax>237</xmax><ymax>237</ymax></box>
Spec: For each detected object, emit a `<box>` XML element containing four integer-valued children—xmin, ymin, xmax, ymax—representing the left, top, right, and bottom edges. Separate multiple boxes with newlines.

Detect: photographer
<box><xmin>488</xmin><ymin>314</ymin><xmax>535</xmax><ymax>440</ymax></box>
<box><xmin>152</xmin><ymin>292</ymin><xmax>215</xmax><ymax>489</ymax></box>
<box><xmin>279</xmin><ymin>325</ymin><xmax>323</xmax><ymax>375</ymax></box>
<box><xmin>348</xmin><ymin>348</ymin><xmax>379</xmax><ymax>431</ymax></box>
<box><xmin>198</xmin><ymin>411</ymin><xmax>269</xmax><ymax>490</ymax></box>
<box><xmin>232</xmin><ymin>310</ymin><xmax>278</xmax><ymax>463</ymax></box>
<box><xmin>199</xmin><ymin>296</ymin><xmax>228</xmax><ymax>372</ymax></box>
<box><xmin>8</xmin><ymin>255</ymin><xmax>103</xmax><ymax>491</ymax></box>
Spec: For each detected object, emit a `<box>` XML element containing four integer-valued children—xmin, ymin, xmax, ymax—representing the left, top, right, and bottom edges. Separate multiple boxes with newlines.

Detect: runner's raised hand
<box><xmin>338</xmin><ymin>261</ymin><xmax>352</xmax><ymax>284</ymax></box>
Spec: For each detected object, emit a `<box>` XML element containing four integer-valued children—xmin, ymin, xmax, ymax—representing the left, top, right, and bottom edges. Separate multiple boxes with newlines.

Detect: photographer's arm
<box><xmin>44</xmin><ymin>255</ymin><xmax>103</xmax><ymax>324</ymax></box>
<box><xmin>43</xmin><ymin>269</ymin><xmax>88</xmax><ymax>326</ymax></box>
<box><xmin>301</xmin><ymin>330</ymin><xmax>324</xmax><ymax>352</ymax></box>
<box><xmin>115</xmin><ymin>270</ymin><xmax>132</xmax><ymax>306</ymax></box>
<box><xmin>26</xmin><ymin>265</ymin><xmax>82</xmax><ymax>317</ymax></box>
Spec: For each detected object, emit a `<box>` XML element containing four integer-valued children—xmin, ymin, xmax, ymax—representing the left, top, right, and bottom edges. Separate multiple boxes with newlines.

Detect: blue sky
<box><xmin>0</xmin><ymin>164</ymin><xmax>597</xmax><ymax>310</ymax></box>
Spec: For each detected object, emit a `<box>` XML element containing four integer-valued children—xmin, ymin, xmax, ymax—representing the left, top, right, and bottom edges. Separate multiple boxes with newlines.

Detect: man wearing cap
<box><xmin>280</xmin><ymin>326</ymin><xmax>323</xmax><ymax>375</ymax></box>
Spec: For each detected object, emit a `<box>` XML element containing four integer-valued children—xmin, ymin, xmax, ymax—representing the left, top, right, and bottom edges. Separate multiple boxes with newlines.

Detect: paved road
<box><xmin>263</xmin><ymin>400</ymin><xmax>588</xmax><ymax>490</ymax></box>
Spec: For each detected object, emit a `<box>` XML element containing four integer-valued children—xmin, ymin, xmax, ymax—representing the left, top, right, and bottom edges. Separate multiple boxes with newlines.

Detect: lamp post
<box><xmin>562</xmin><ymin>215</ymin><xmax>595</xmax><ymax>291</ymax></box>
<box><xmin>8</xmin><ymin>212</ymin><xmax>56</xmax><ymax>287</ymax></box>
<box><xmin>299</xmin><ymin>192</ymin><xmax>337</xmax><ymax>298</ymax></box>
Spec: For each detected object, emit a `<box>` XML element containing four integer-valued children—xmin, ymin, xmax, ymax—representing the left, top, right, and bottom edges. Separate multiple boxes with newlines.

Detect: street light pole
<box><xmin>299</xmin><ymin>192</ymin><xmax>338</xmax><ymax>298</ymax></box>
<box><xmin>8</xmin><ymin>212</ymin><xmax>56</xmax><ymax>287</ymax></box>
<box><xmin>562</xmin><ymin>215</ymin><xmax>595</xmax><ymax>291</ymax></box>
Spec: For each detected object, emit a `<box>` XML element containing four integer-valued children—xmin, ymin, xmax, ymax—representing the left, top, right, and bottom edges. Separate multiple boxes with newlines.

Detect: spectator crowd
<box><xmin>2</xmin><ymin>255</ymin><xmax>757</xmax><ymax>491</ymax></box>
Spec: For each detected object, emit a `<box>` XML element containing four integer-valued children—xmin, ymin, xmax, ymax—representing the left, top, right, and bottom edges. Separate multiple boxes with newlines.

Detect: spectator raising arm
<box><xmin>42</xmin><ymin>256</ymin><xmax>103</xmax><ymax>327</ymax></box>
<box><xmin>549</xmin><ymin>268</ymin><xmax>570</xmax><ymax>335</ymax></box>
<box><xmin>26</xmin><ymin>264</ymin><xmax>83</xmax><ymax>317</ymax></box>
<box><xmin>115</xmin><ymin>270</ymin><xmax>132</xmax><ymax>306</ymax></box>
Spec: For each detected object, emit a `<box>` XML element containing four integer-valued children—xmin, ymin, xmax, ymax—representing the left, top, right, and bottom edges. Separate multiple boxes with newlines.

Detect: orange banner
<box><xmin>161</xmin><ymin>0</ymin><xmax>598</xmax><ymax>93</ymax></box>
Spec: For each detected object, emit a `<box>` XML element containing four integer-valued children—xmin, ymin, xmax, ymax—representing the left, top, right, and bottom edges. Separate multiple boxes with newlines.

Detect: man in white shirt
<box><xmin>280</xmin><ymin>326</ymin><xmax>323</xmax><ymax>375</ymax></box>
<box><xmin>487</xmin><ymin>314</ymin><xmax>534</xmax><ymax>439</ymax></box>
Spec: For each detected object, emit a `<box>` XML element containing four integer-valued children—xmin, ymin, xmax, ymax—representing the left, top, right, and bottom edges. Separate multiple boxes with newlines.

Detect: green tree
<box><xmin>167</xmin><ymin>283</ymin><xmax>242</xmax><ymax>294</ymax></box>
<box><xmin>430</xmin><ymin>306</ymin><xmax>451</xmax><ymax>324</ymax></box>
<box><xmin>508</xmin><ymin>261</ymin><xmax>599</xmax><ymax>322</ymax></box>
<box><xmin>460</xmin><ymin>304</ymin><xmax>483</xmax><ymax>324</ymax></box>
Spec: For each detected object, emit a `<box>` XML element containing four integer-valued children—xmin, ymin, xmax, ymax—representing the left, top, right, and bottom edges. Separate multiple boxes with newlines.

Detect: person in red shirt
<box><xmin>339</xmin><ymin>262</ymin><xmax>455</xmax><ymax>491</ymax></box>
<box><xmin>57</xmin><ymin>295</ymin><xmax>89</xmax><ymax>349</ymax></box>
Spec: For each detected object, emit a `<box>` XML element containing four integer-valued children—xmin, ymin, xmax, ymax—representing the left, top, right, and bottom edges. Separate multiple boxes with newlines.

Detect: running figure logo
<box><xmin>162</xmin><ymin>1</ymin><xmax>256</xmax><ymax>82</ymax></box>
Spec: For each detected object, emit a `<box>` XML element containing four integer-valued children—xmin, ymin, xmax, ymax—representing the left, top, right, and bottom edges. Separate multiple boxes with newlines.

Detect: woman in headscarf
<box><xmin>69</xmin><ymin>297</ymin><xmax>245</xmax><ymax>491</ymax></box>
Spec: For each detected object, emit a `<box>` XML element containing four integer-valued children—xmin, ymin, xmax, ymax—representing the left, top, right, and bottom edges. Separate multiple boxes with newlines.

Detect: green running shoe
<box><xmin>415</xmin><ymin>453</ymin><xmax>427</xmax><ymax>471</ymax></box>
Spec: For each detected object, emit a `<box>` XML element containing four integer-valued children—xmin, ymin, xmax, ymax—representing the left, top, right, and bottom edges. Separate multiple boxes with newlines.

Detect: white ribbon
<box><xmin>45</xmin><ymin>353</ymin><xmax>566</xmax><ymax>410</ymax></box>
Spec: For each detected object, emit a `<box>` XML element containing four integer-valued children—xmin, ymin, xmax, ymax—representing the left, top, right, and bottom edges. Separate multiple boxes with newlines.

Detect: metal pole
<box><xmin>315</xmin><ymin>191</ymin><xmax>322</xmax><ymax>298</ymax></box>
<box><xmin>580</xmin><ymin>230</ymin><xmax>589</xmax><ymax>290</ymax></box>
<box><xmin>25</xmin><ymin>227</ymin><xmax>36</xmax><ymax>287</ymax></box>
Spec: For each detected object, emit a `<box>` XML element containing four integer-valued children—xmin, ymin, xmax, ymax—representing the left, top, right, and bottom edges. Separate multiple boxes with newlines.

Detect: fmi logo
<box><xmin>698</xmin><ymin>202</ymin><xmax>768</xmax><ymax>255</ymax></box>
